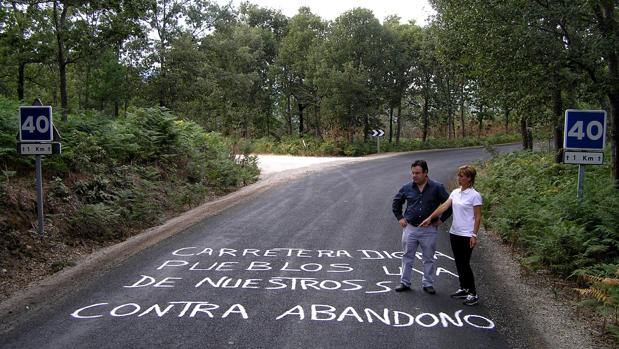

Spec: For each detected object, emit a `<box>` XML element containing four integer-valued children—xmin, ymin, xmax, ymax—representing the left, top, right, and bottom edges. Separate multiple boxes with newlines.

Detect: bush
<box><xmin>1</xmin><ymin>99</ymin><xmax>260</xmax><ymax>244</ymax></box>
<box><xmin>66</xmin><ymin>203</ymin><xmax>123</xmax><ymax>241</ymax></box>
<box><xmin>478</xmin><ymin>150</ymin><xmax>619</xmax><ymax>273</ymax></box>
<box><xmin>478</xmin><ymin>150</ymin><xmax>619</xmax><ymax>339</ymax></box>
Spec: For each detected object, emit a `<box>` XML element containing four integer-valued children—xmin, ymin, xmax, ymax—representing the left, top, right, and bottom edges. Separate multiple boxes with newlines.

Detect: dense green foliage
<box><xmin>431</xmin><ymin>0</ymin><xmax>619</xmax><ymax>183</ymax></box>
<box><xmin>0</xmin><ymin>95</ymin><xmax>258</xmax><ymax>241</ymax></box>
<box><xmin>478</xmin><ymin>150</ymin><xmax>618</xmax><ymax>335</ymax></box>
<box><xmin>0</xmin><ymin>1</ymin><xmax>540</xmax><ymax>149</ymax></box>
<box><xmin>479</xmin><ymin>151</ymin><xmax>618</xmax><ymax>274</ymax></box>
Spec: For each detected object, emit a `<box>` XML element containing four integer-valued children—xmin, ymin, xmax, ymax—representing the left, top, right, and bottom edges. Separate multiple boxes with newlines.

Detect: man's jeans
<box><xmin>401</xmin><ymin>224</ymin><xmax>437</xmax><ymax>288</ymax></box>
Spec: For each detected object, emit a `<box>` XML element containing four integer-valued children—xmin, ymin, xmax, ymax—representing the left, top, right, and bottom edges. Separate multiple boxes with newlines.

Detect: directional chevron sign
<box><xmin>370</xmin><ymin>129</ymin><xmax>384</xmax><ymax>137</ymax></box>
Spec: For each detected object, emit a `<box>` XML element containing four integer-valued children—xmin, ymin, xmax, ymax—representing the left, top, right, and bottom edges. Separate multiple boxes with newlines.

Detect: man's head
<box><xmin>410</xmin><ymin>160</ymin><xmax>428</xmax><ymax>185</ymax></box>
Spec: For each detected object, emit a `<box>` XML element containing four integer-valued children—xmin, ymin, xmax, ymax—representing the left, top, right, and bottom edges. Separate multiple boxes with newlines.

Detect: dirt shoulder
<box><xmin>477</xmin><ymin>229</ymin><xmax>614</xmax><ymax>349</ymax></box>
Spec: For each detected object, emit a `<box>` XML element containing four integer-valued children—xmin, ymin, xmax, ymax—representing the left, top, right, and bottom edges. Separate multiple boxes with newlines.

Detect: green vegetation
<box><xmin>251</xmin><ymin>133</ymin><xmax>520</xmax><ymax>156</ymax></box>
<box><xmin>0</xmin><ymin>95</ymin><xmax>259</xmax><ymax>243</ymax></box>
<box><xmin>478</xmin><ymin>150</ymin><xmax>619</xmax><ymax>338</ymax></box>
<box><xmin>3</xmin><ymin>2</ymin><xmax>615</xmax><ymax>179</ymax></box>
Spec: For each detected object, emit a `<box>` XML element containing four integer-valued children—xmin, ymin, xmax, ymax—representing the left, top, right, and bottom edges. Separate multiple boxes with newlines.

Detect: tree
<box><xmin>414</xmin><ymin>26</ymin><xmax>439</xmax><ymax>142</ymax></box>
<box><xmin>144</xmin><ymin>0</ymin><xmax>187</xmax><ymax>108</ymax></box>
<box><xmin>201</xmin><ymin>22</ymin><xmax>271</xmax><ymax>136</ymax></box>
<box><xmin>239</xmin><ymin>3</ymin><xmax>288</xmax><ymax>137</ymax></box>
<box><xmin>317</xmin><ymin>8</ymin><xmax>386</xmax><ymax>143</ymax></box>
<box><xmin>431</xmin><ymin>0</ymin><xmax>619</xmax><ymax>184</ymax></box>
<box><xmin>275</xmin><ymin>7</ymin><xmax>324</xmax><ymax>137</ymax></box>
<box><xmin>382</xmin><ymin>17</ymin><xmax>422</xmax><ymax>145</ymax></box>
<box><xmin>0</xmin><ymin>3</ymin><xmax>54</xmax><ymax>101</ymax></box>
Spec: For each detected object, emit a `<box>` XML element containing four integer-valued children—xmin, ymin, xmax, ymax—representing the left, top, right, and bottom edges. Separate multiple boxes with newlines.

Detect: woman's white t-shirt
<box><xmin>449</xmin><ymin>187</ymin><xmax>482</xmax><ymax>237</ymax></box>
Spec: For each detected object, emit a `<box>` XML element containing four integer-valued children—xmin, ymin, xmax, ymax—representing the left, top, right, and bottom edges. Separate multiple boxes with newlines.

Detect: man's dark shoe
<box><xmin>422</xmin><ymin>286</ymin><xmax>436</xmax><ymax>294</ymax></box>
<box><xmin>394</xmin><ymin>284</ymin><xmax>411</xmax><ymax>292</ymax></box>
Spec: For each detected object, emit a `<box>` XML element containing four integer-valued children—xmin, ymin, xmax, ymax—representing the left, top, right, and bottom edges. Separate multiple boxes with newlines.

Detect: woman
<box><xmin>420</xmin><ymin>165</ymin><xmax>482</xmax><ymax>306</ymax></box>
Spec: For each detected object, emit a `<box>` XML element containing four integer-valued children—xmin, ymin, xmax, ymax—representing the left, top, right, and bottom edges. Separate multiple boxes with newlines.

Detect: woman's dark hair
<box><xmin>411</xmin><ymin>160</ymin><xmax>428</xmax><ymax>173</ymax></box>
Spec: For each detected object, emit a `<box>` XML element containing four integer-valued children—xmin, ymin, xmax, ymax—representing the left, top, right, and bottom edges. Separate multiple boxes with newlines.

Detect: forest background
<box><xmin>0</xmin><ymin>0</ymin><xmax>618</xmax><ymax>342</ymax></box>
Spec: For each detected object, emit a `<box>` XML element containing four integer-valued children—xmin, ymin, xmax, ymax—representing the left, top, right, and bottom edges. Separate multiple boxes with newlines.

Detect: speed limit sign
<box><xmin>563</xmin><ymin>109</ymin><xmax>607</xmax><ymax>151</ymax></box>
<box><xmin>19</xmin><ymin>106</ymin><xmax>53</xmax><ymax>142</ymax></box>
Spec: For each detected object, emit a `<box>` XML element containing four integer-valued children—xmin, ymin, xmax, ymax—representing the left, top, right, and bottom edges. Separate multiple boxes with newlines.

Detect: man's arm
<box><xmin>392</xmin><ymin>186</ymin><xmax>406</xmax><ymax>223</ymax></box>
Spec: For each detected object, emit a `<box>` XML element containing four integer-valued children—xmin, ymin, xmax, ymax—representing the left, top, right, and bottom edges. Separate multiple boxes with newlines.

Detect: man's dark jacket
<box><xmin>392</xmin><ymin>179</ymin><xmax>452</xmax><ymax>226</ymax></box>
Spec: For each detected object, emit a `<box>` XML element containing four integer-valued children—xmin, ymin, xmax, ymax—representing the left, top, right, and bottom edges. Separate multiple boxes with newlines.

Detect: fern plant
<box><xmin>575</xmin><ymin>267</ymin><xmax>619</xmax><ymax>340</ymax></box>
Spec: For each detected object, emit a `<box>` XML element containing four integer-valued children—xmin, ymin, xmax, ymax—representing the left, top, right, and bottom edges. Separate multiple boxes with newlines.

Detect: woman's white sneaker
<box><xmin>463</xmin><ymin>294</ymin><xmax>479</xmax><ymax>306</ymax></box>
<box><xmin>450</xmin><ymin>288</ymin><xmax>469</xmax><ymax>299</ymax></box>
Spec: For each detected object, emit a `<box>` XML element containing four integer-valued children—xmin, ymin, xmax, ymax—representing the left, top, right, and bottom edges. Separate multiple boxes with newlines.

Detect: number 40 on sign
<box><xmin>563</xmin><ymin>110</ymin><xmax>606</xmax><ymax>151</ymax></box>
<box><xmin>19</xmin><ymin>106</ymin><xmax>53</xmax><ymax>142</ymax></box>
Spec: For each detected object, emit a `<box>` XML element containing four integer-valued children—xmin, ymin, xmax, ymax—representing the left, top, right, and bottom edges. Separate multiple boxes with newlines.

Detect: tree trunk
<box><xmin>594</xmin><ymin>1</ymin><xmax>619</xmax><ymax>187</ymax></box>
<box><xmin>84</xmin><ymin>64</ymin><xmax>90</xmax><ymax>110</ymax></box>
<box><xmin>506</xmin><ymin>111</ymin><xmax>510</xmax><ymax>133</ymax></box>
<box><xmin>609</xmin><ymin>92</ymin><xmax>619</xmax><ymax>187</ymax></box>
<box><xmin>159</xmin><ymin>76</ymin><xmax>166</xmax><ymax>107</ymax></box>
<box><xmin>478</xmin><ymin>105</ymin><xmax>484</xmax><ymax>137</ymax></box>
<box><xmin>54</xmin><ymin>1</ymin><xmax>69</xmax><ymax>121</ymax></box>
<box><xmin>363</xmin><ymin>114</ymin><xmax>369</xmax><ymax>144</ymax></box>
<box><xmin>448</xmin><ymin>104</ymin><xmax>455</xmax><ymax>139</ymax></box>
<box><xmin>314</xmin><ymin>104</ymin><xmax>322</xmax><ymax>140</ymax></box>
<box><xmin>521</xmin><ymin>116</ymin><xmax>527</xmax><ymax>149</ymax></box>
<box><xmin>389</xmin><ymin>107</ymin><xmax>393</xmax><ymax>143</ymax></box>
<box><xmin>552</xmin><ymin>83</ymin><xmax>563</xmax><ymax>163</ymax></box>
<box><xmin>422</xmin><ymin>76</ymin><xmax>430</xmax><ymax>142</ymax></box>
<box><xmin>59</xmin><ymin>63</ymin><xmax>68</xmax><ymax>120</ymax></box>
<box><xmin>422</xmin><ymin>95</ymin><xmax>429</xmax><ymax>142</ymax></box>
<box><xmin>520</xmin><ymin>116</ymin><xmax>533</xmax><ymax>150</ymax></box>
<box><xmin>347</xmin><ymin>104</ymin><xmax>354</xmax><ymax>143</ymax></box>
<box><xmin>287</xmin><ymin>94</ymin><xmax>292</xmax><ymax>136</ymax></box>
<box><xmin>396</xmin><ymin>101</ymin><xmax>402</xmax><ymax>146</ymax></box>
<box><xmin>460</xmin><ymin>83</ymin><xmax>466</xmax><ymax>138</ymax></box>
<box><xmin>17</xmin><ymin>62</ymin><xmax>25</xmax><ymax>101</ymax></box>
<box><xmin>298</xmin><ymin>102</ymin><xmax>305</xmax><ymax>137</ymax></box>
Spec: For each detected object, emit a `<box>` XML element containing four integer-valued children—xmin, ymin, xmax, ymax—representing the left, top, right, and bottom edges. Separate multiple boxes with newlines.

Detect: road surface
<box><xmin>2</xmin><ymin>145</ymin><xmax>522</xmax><ymax>349</ymax></box>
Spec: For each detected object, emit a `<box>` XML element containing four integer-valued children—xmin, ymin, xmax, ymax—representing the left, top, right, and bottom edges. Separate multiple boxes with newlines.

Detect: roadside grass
<box><xmin>477</xmin><ymin>149</ymin><xmax>619</xmax><ymax>340</ymax></box>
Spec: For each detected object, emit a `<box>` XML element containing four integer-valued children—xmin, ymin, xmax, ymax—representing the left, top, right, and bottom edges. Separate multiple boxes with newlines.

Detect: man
<box><xmin>392</xmin><ymin>160</ymin><xmax>452</xmax><ymax>294</ymax></box>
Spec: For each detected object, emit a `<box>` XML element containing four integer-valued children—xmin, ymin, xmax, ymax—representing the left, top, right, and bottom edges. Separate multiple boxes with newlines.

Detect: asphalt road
<box><xmin>2</xmin><ymin>145</ymin><xmax>521</xmax><ymax>349</ymax></box>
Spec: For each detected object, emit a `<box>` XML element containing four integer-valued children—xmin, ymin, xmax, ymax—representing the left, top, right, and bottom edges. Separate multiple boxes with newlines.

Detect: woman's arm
<box><xmin>419</xmin><ymin>198</ymin><xmax>452</xmax><ymax>227</ymax></box>
<box><xmin>470</xmin><ymin>205</ymin><xmax>482</xmax><ymax>248</ymax></box>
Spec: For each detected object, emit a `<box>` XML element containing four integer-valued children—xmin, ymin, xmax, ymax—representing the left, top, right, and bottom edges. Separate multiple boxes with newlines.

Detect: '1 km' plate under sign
<box><xmin>19</xmin><ymin>106</ymin><xmax>53</xmax><ymax>142</ymax></box>
<box><xmin>564</xmin><ymin>151</ymin><xmax>604</xmax><ymax>165</ymax></box>
<box><xmin>563</xmin><ymin>109</ymin><xmax>607</xmax><ymax>151</ymax></box>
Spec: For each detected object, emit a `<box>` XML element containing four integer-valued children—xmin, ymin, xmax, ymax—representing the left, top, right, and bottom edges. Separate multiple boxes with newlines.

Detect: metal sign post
<box><xmin>562</xmin><ymin>109</ymin><xmax>607</xmax><ymax>201</ymax></box>
<box><xmin>35</xmin><ymin>154</ymin><xmax>44</xmax><ymax>235</ymax></box>
<box><xmin>369</xmin><ymin>129</ymin><xmax>385</xmax><ymax>153</ymax></box>
<box><xmin>16</xmin><ymin>99</ymin><xmax>62</xmax><ymax>236</ymax></box>
<box><xmin>577</xmin><ymin>165</ymin><xmax>585</xmax><ymax>200</ymax></box>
